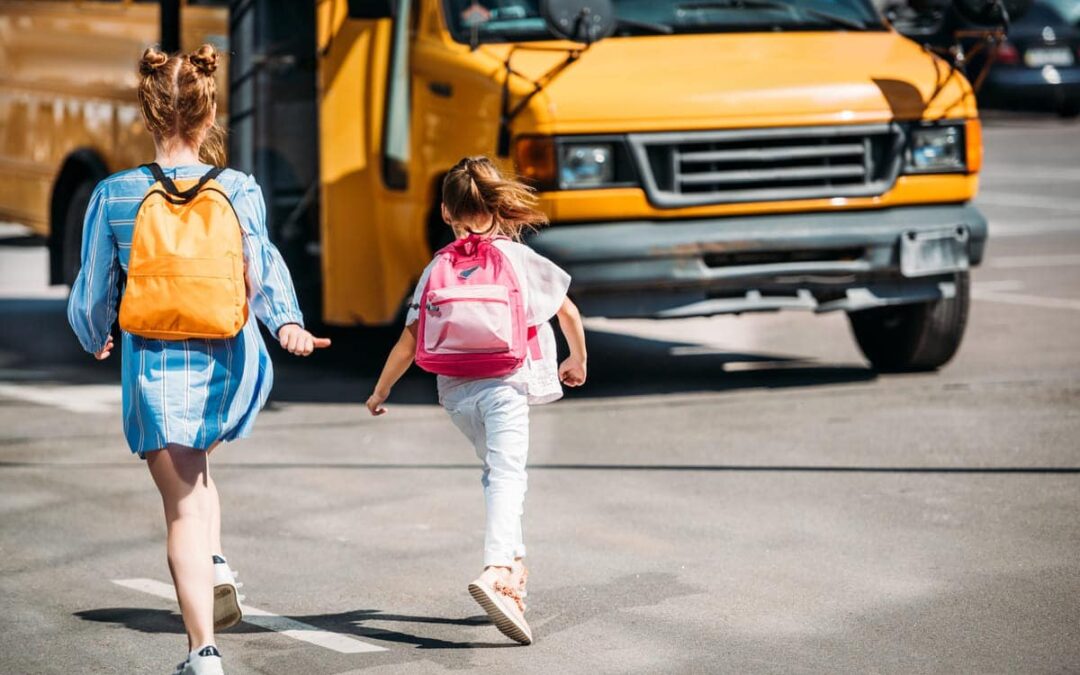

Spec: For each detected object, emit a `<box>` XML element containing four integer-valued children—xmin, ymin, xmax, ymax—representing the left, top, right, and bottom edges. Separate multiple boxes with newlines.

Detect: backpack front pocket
<box><xmin>120</xmin><ymin>255</ymin><xmax>247</xmax><ymax>339</ymax></box>
<box><xmin>424</xmin><ymin>284</ymin><xmax>512</xmax><ymax>354</ymax></box>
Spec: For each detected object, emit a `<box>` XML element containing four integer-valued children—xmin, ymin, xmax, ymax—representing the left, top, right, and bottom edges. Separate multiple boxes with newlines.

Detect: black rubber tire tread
<box><xmin>848</xmin><ymin>272</ymin><xmax>970</xmax><ymax>372</ymax></box>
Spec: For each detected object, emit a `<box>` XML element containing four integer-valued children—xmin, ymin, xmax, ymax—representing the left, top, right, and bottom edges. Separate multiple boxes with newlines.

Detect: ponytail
<box><xmin>441</xmin><ymin>157</ymin><xmax>548</xmax><ymax>240</ymax></box>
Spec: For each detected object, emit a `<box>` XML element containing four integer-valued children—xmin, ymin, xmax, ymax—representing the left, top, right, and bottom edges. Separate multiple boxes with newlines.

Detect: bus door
<box><xmin>316</xmin><ymin>0</ymin><xmax>429</xmax><ymax>326</ymax></box>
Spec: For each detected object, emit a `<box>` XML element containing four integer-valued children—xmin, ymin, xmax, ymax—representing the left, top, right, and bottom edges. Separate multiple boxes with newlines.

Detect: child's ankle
<box><xmin>482</xmin><ymin>565</ymin><xmax>512</xmax><ymax>581</ymax></box>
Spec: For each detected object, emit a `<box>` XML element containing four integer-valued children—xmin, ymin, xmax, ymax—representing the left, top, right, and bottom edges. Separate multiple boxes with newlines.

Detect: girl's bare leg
<box><xmin>206</xmin><ymin>473</ymin><xmax>223</xmax><ymax>558</ymax></box>
<box><xmin>147</xmin><ymin>444</ymin><xmax>215</xmax><ymax>650</ymax></box>
<box><xmin>205</xmin><ymin>442</ymin><xmax>223</xmax><ymax>558</ymax></box>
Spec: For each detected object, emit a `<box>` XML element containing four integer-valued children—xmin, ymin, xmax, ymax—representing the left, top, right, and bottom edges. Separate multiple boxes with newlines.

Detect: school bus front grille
<box><xmin>627</xmin><ymin>124</ymin><xmax>905</xmax><ymax>208</ymax></box>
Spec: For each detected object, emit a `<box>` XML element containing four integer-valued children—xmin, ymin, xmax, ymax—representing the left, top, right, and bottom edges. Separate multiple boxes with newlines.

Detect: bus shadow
<box><xmin>268</xmin><ymin>325</ymin><xmax>877</xmax><ymax>404</ymax></box>
<box><xmin>0</xmin><ymin>298</ymin><xmax>876</xmax><ymax>404</ymax></box>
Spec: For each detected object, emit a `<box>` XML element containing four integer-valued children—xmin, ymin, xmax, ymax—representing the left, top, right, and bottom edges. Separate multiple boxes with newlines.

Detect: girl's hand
<box><xmin>366</xmin><ymin>387</ymin><xmax>390</xmax><ymax>416</ymax></box>
<box><xmin>278</xmin><ymin>323</ymin><xmax>331</xmax><ymax>356</ymax></box>
<box><xmin>94</xmin><ymin>335</ymin><xmax>115</xmax><ymax>361</ymax></box>
<box><xmin>558</xmin><ymin>355</ymin><xmax>587</xmax><ymax>387</ymax></box>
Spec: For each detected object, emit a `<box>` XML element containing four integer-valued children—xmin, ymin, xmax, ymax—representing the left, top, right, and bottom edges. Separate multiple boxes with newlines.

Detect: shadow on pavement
<box><xmin>290</xmin><ymin>572</ymin><xmax>700</xmax><ymax>651</ymax></box>
<box><xmin>276</xmin><ymin>609</ymin><xmax>513</xmax><ymax>650</ymax></box>
<box><xmin>73</xmin><ymin>606</ymin><xmax>510</xmax><ymax>650</ymax></box>
<box><xmin>73</xmin><ymin>607</ymin><xmax>268</xmax><ymax>635</ymax></box>
<box><xmin>73</xmin><ymin>574</ymin><xmax>699</xmax><ymax>653</ymax></box>
<box><xmin>0</xmin><ymin>297</ymin><xmax>877</xmax><ymax>405</ymax></box>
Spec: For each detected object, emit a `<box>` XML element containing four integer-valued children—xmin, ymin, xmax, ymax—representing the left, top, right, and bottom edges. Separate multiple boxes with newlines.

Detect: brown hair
<box><xmin>137</xmin><ymin>44</ymin><xmax>225</xmax><ymax>166</ymax></box>
<box><xmin>441</xmin><ymin>157</ymin><xmax>548</xmax><ymax>240</ymax></box>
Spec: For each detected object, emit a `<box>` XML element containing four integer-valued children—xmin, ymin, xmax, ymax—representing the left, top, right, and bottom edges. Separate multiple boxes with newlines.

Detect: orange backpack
<box><xmin>118</xmin><ymin>164</ymin><xmax>248</xmax><ymax>340</ymax></box>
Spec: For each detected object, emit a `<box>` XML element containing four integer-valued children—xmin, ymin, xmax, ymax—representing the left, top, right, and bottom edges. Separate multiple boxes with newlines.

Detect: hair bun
<box><xmin>139</xmin><ymin>47</ymin><xmax>169</xmax><ymax>76</ymax></box>
<box><xmin>189</xmin><ymin>44</ymin><xmax>218</xmax><ymax>76</ymax></box>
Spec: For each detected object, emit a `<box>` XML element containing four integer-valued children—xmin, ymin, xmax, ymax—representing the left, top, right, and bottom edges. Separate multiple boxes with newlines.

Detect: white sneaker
<box><xmin>468</xmin><ymin>572</ymin><xmax>533</xmax><ymax>645</ymax></box>
<box><xmin>212</xmin><ymin>556</ymin><xmax>243</xmax><ymax>630</ymax></box>
<box><xmin>174</xmin><ymin>645</ymin><xmax>224</xmax><ymax>675</ymax></box>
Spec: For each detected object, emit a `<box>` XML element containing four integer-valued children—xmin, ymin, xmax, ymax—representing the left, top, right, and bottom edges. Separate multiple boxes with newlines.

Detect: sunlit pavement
<box><xmin>1</xmin><ymin>113</ymin><xmax>1078</xmax><ymax>674</ymax></box>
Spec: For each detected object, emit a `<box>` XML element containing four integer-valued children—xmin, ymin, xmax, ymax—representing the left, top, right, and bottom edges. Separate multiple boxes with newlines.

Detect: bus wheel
<box><xmin>61</xmin><ymin>181</ymin><xmax>95</xmax><ymax>286</ymax></box>
<box><xmin>1058</xmin><ymin>98</ymin><xmax>1080</xmax><ymax>119</ymax></box>
<box><xmin>847</xmin><ymin>272</ymin><xmax>970</xmax><ymax>372</ymax></box>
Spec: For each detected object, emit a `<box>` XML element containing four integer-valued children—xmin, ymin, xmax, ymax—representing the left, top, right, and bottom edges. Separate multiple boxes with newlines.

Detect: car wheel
<box><xmin>1057</xmin><ymin>98</ymin><xmax>1080</xmax><ymax>118</ymax></box>
<box><xmin>61</xmin><ymin>181</ymin><xmax>95</xmax><ymax>286</ymax></box>
<box><xmin>847</xmin><ymin>272</ymin><xmax>970</xmax><ymax>372</ymax></box>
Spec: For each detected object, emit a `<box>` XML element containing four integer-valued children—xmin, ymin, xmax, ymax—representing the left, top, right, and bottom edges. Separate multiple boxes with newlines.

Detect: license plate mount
<box><xmin>900</xmin><ymin>227</ymin><xmax>970</xmax><ymax>277</ymax></box>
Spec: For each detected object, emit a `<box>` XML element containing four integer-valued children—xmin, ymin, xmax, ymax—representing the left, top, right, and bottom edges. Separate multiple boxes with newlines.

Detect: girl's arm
<box><xmin>556</xmin><ymin>297</ymin><xmax>587</xmax><ymax>387</ymax></box>
<box><xmin>367</xmin><ymin>324</ymin><xmax>418</xmax><ymax>415</ymax></box>
<box><xmin>67</xmin><ymin>184</ymin><xmax>120</xmax><ymax>359</ymax></box>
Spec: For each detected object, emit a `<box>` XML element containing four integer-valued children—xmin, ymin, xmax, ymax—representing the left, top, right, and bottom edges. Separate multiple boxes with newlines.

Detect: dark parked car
<box><xmin>979</xmin><ymin>0</ymin><xmax>1080</xmax><ymax>116</ymax></box>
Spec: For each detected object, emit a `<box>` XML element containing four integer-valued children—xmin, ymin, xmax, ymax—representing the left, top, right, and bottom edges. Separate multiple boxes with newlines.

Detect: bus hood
<box><xmin>509</xmin><ymin>31</ymin><xmax>975</xmax><ymax>132</ymax></box>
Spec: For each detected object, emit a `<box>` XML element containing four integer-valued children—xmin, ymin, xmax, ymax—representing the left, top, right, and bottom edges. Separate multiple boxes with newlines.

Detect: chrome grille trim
<box><xmin>627</xmin><ymin>124</ymin><xmax>906</xmax><ymax>208</ymax></box>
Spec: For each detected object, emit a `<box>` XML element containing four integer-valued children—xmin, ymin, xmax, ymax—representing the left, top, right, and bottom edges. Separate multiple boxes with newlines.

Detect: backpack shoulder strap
<box><xmin>141</xmin><ymin>163</ymin><xmax>225</xmax><ymax>203</ymax></box>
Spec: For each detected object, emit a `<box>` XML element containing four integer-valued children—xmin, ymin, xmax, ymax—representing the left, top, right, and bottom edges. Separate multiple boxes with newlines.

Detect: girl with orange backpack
<box><xmin>67</xmin><ymin>44</ymin><xmax>328</xmax><ymax>675</ymax></box>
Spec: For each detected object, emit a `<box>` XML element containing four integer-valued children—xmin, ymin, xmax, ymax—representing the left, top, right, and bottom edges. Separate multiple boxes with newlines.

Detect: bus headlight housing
<box><xmin>515</xmin><ymin>136</ymin><xmax>636</xmax><ymax>190</ymax></box>
<box><xmin>905</xmin><ymin>123</ymin><xmax>967</xmax><ymax>173</ymax></box>
<box><xmin>558</xmin><ymin>143</ymin><xmax>614</xmax><ymax>189</ymax></box>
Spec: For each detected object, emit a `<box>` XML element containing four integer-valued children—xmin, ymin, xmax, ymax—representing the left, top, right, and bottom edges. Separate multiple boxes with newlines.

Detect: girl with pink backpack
<box><xmin>366</xmin><ymin>156</ymin><xmax>587</xmax><ymax>645</ymax></box>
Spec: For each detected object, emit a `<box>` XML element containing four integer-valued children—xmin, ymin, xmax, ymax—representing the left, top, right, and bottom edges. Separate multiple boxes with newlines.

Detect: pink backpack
<box><xmin>415</xmin><ymin>235</ymin><xmax>538</xmax><ymax>378</ymax></box>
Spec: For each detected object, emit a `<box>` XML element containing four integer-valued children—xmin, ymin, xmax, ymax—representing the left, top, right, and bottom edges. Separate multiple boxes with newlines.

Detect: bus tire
<box><xmin>61</xmin><ymin>181</ymin><xmax>95</xmax><ymax>286</ymax></box>
<box><xmin>847</xmin><ymin>272</ymin><xmax>970</xmax><ymax>372</ymax></box>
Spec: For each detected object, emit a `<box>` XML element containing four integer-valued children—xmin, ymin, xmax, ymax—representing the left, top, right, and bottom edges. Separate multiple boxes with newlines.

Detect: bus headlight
<box><xmin>558</xmin><ymin>143</ymin><xmax>614</xmax><ymax>189</ymax></box>
<box><xmin>905</xmin><ymin>124</ymin><xmax>966</xmax><ymax>173</ymax></box>
<box><xmin>514</xmin><ymin>136</ymin><xmax>634</xmax><ymax>191</ymax></box>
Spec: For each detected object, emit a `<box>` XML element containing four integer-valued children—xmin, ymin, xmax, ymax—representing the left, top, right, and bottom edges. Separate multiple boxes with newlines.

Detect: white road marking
<box><xmin>981</xmin><ymin>167</ymin><xmax>1080</xmax><ymax>182</ymax></box>
<box><xmin>976</xmin><ymin>287</ymin><xmax>1080</xmax><ymax>313</ymax></box>
<box><xmin>0</xmin><ymin>222</ymin><xmax>34</xmax><ymax>237</ymax></box>
<box><xmin>989</xmin><ymin>220</ymin><xmax>1080</xmax><ymax>237</ymax></box>
<box><xmin>975</xmin><ymin>280</ymin><xmax>1026</xmax><ymax>291</ymax></box>
<box><xmin>0</xmin><ymin>246</ymin><xmax>68</xmax><ymax>299</ymax></box>
<box><xmin>977</xmin><ymin>192</ymin><xmax>1080</xmax><ymax>212</ymax></box>
<box><xmin>0</xmin><ymin>383</ymin><xmax>121</xmax><ymax>414</ymax></box>
<box><xmin>112</xmin><ymin>578</ymin><xmax>386</xmax><ymax>654</ymax></box>
<box><xmin>987</xmin><ymin>254</ymin><xmax>1080</xmax><ymax>269</ymax></box>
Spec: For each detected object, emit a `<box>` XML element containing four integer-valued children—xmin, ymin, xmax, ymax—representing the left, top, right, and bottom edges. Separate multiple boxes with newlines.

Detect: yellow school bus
<box><xmin>313</xmin><ymin>0</ymin><xmax>987</xmax><ymax>370</ymax></box>
<box><xmin>0</xmin><ymin>0</ymin><xmax>229</xmax><ymax>284</ymax></box>
<box><xmin>2</xmin><ymin>0</ymin><xmax>1004</xmax><ymax>371</ymax></box>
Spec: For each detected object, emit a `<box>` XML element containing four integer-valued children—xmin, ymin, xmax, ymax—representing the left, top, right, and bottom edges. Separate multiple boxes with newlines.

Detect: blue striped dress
<box><xmin>67</xmin><ymin>164</ymin><xmax>305</xmax><ymax>457</ymax></box>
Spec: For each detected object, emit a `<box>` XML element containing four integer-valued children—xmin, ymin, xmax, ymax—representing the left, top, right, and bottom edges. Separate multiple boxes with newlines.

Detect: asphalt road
<box><xmin>1</xmin><ymin>112</ymin><xmax>1078</xmax><ymax>674</ymax></box>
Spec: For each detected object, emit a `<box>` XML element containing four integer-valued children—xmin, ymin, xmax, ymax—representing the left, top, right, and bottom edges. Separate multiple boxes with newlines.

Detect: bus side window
<box><xmin>383</xmin><ymin>0</ymin><xmax>412</xmax><ymax>190</ymax></box>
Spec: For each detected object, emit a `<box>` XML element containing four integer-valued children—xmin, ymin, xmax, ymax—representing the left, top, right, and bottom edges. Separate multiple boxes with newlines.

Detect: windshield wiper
<box><xmin>676</xmin><ymin>0</ymin><xmax>869</xmax><ymax>31</ymax></box>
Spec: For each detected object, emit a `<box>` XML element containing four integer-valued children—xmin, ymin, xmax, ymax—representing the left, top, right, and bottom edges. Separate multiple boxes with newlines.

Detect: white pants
<box><xmin>442</xmin><ymin>379</ymin><xmax>529</xmax><ymax>568</ymax></box>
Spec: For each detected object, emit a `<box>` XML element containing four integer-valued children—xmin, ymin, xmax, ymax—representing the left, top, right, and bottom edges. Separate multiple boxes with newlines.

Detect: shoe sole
<box><xmin>468</xmin><ymin>582</ymin><xmax>532</xmax><ymax>645</ymax></box>
<box><xmin>213</xmin><ymin>584</ymin><xmax>242</xmax><ymax>631</ymax></box>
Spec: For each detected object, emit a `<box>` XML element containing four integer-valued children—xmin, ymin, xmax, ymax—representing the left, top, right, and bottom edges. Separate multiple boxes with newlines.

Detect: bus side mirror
<box><xmin>953</xmin><ymin>0</ymin><xmax>1032</xmax><ymax>26</ymax></box>
<box><xmin>347</xmin><ymin>0</ymin><xmax>395</xmax><ymax>19</ymax></box>
<box><xmin>540</xmin><ymin>0</ymin><xmax>616</xmax><ymax>44</ymax></box>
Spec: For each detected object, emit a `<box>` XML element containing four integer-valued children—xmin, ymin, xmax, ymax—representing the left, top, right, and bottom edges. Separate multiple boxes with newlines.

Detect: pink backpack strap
<box><xmin>526</xmin><ymin>325</ymin><xmax>542</xmax><ymax>360</ymax></box>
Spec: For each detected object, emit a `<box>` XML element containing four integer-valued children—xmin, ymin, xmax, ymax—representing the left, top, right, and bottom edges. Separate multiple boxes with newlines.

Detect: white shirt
<box><xmin>405</xmin><ymin>239</ymin><xmax>572</xmax><ymax>405</ymax></box>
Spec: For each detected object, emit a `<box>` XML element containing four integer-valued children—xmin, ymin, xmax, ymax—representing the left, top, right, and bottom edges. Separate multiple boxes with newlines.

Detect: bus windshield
<box><xmin>444</xmin><ymin>0</ymin><xmax>886</xmax><ymax>44</ymax></box>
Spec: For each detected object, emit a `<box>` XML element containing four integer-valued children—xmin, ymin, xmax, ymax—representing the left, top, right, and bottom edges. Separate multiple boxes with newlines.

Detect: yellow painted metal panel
<box><xmin>0</xmin><ymin>0</ymin><xmax>227</xmax><ymax>235</ymax></box>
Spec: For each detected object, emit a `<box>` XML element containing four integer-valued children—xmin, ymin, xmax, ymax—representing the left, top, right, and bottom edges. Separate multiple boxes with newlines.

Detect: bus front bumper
<box><xmin>529</xmin><ymin>203</ymin><xmax>986</xmax><ymax>319</ymax></box>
